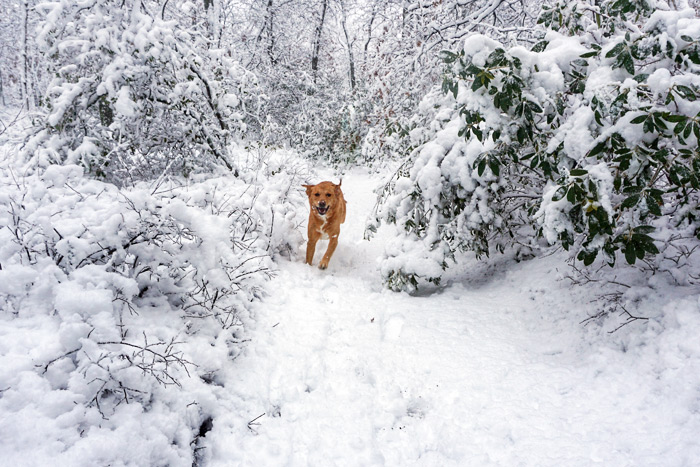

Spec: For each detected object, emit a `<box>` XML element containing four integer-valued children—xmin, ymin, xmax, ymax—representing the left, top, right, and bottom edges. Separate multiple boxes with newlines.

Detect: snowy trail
<box><xmin>204</xmin><ymin>169</ymin><xmax>700</xmax><ymax>466</ymax></box>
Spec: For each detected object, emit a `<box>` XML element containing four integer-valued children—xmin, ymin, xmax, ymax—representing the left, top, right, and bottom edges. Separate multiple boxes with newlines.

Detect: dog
<box><xmin>303</xmin><ymin>180</ymin><xmax>346</xmax><ymax>269</ymax></box>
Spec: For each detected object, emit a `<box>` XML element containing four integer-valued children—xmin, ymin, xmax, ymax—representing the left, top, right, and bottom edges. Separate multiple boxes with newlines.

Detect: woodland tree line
<box><xmin>2</xmin><ymin>0</ymin><xmax>541</xmax><ymax>164</ymax></box>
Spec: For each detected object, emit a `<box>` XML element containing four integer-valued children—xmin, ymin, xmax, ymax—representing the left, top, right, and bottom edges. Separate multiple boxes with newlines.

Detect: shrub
<box><xmin>368</xmin><ymin>0</ymin><xmax>700</xmax><ymax>291</ymax></box>
<box><xmin>0</xmin><ymin>148</ymin><xmax>307</xmax><ymax>461</ymax></box>
<box><xmin>24</xmin><ymin>0</ymin><xmax>256</xmax><ymax>184</ymax></box>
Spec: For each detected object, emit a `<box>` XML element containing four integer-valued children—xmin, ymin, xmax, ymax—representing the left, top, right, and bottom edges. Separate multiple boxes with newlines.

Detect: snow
<box><xmin>195</xmin><ymin>168</ymin><xmax>699</xmax><ymax>466</ymax></box>
<box><xmin>6</xmin><ymin>0</ymin><xmax>700</xmax><ymax>461</ymax></box>
<box><xmin>1</xmin><ymin>150</ymin><xmax>700</xmax><ymax>464</ymax></box>
<box><xmin>548</xmin><ymin>106</ymin><xmax>595</xmax><ymax>161</ymax></box>
<box><xmin>115</xmin><ymin>86</ymin><xmax>137</xmax><ymax>118</ymax></box>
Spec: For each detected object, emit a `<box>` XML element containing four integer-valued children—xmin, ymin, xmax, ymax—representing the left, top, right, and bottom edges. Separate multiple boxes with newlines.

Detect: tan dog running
<box><xmin>303</xmin><ymin>180</ymin><xmax>347</xmax><ymax>269</ymax></box>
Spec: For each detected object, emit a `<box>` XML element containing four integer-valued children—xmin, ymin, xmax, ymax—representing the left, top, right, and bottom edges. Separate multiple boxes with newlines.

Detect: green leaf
<box><xmin>487</xmin><ymin>48</ymin><xmax>506</xmax><ymax>66</ymax></box>
<box><xmin>663</xmin><ymin>114</ymin><xmax>686</xmax><ymax>123</ymax></box>
<box><xmin>488</xmin><ymin>157</ymin><xmax>500</xmax><ymax>176</ymax></box>
<box><xmin>440</xmin><ymin>50</ymin><xmax>459</xmax><ymax>63</ymax></box>
<box><xmin>630</xmin><ymin>114</ymin><xmax>647</xmax><ymax>124</ymax></box>
<box><xmin>473</xmin><ymin>126</ymin><xmax>483</xmax><ymax>142</ymax></box>
<box><xmin>551</xmin><ymin>186</ymin><xmax>567</xmax><ymax>202</ymax></box>
<box><xmin>532</xmin><ymin>41</ymin><xmax>549</xmax><ymax>53</ymax></box>
<box><xmin>566</xmin><ymin>187</ymin><xmax>575</xmax><ymax>203</ymax></box>
<box><xmin>528</xmin><ymin>101</ymin><xmax>543</xmax><ymax>114</ymax></box>
<box><xmin>653</xmin><ymin>114</ymin><xmax>668</xmax><ymax>131</ymax></box>
<box><xmin>580</xmin><ymin>51</ymin><xmax>598</xmax><ymax>58</ymax></box>
<box><xmin>676</xmin><ymin>85</ymin><xmax>697</xmax><ymax>101</ymax></box>
<box><xmin>633</xmin><ymin>225</ymin><xmax>655</xmax><ymax>234</ymax></box>
<box><xmin>541</xmin><ymin>160</ymin><xmax>553</xmax><ymax>178</ymax></box>
<box><xmin>625</xmin><ymin>244</ymin><xmax>637</xmax><ymax>265</ymax></box>
<box><xmin>477</xmin><ymin>158</ymin><xmax>486</xmax><ymax>176</ymax></box>
<box><xmin>606</xmin><ymin>42</ymin><xmax>625</xmax><ymax>58</ymax></box>
<box><xmin>569</xmin><ymin>169</ymin><xmax>588</xmax><ymax>176</ymax></box>
<box><xmin>674</xmin><ymin>120</ymin><xmax>687</xmax><ymax>135</ymax></box>
<box><xmin>588</xmin><ymin>141</ymin><xmax>607</xmax><ymax>158</ymax></box>
<box><xmin>622</xmin><ymin>194</ymin><xmax>640</xmax><ymax>208</ymax></box>
<box><xmin>632</xmin><ymin>233</ymin><xmax>655</xmax><ymax>243</ymax></box>
<box><xmin>578</xmin><ymin>249</ymin><xmax>598</xmax><ymax>266</ymax></box>
<box><xmin>683</xmin><ymin>121</ymin><xmax>693</xmax><ymax>139</ymax></box>
<box><xmin>647</xmin><ymin>196</ymin><xmax>662</xmax><ymax>216</ymax></box>
<box><xmin>681</xmin><ymin>35</ymin><xmax>694</xmax><ymax>43</ymax></box>
<box><xmin>594</xmin><ymin>110</ymin><xmax>603</xmax><ymax>126</ymax></box>
<box><xmin>623</xmin><ymin>53</ymin><xmax>635</xmax><ymax>74</ymax></box>
<box><xmin>584</xmin><ymin>250</ymin><xmax>598</xmax><ymax>266</ymax></box>
<box><xmin>645</xmin><ymin>242</ymin><xmax>659</xmax><ymax>255</ymax></box>
<box><xmin>530</xmin><ymin>155</ymin><xmax>539</xmax><ymax>169</ymax></box>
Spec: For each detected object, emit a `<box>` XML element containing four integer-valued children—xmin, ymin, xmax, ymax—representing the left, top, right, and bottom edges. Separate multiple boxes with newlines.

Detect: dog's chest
<box><xmin>316</xmin><ymin>216</ymin><xmax>336</xmax><ymax>240</ymax></box>
<box><xmin>317</xmin><ymin>217</ymin><xmax>330</xmax><ymax>239</ymax></box>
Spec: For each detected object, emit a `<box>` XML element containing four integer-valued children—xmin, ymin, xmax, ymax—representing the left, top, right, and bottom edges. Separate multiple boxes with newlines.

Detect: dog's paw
<box><xmin>318</xmin><ymin>262</ymin><xmax>328</xmax><ymax>270</ymax></box>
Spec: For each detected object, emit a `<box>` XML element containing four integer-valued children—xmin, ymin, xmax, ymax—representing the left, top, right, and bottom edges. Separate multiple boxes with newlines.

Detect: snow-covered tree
<box><xmin>369</xmin><ymin>0</ymin><xmax>700</xmax><ymax>292</ymax></box>
<box><xmin>23</xmin><ymin>0</ymin><xmax>256</xmax><ymax>184</ymax></box>
<box><xmin>0</xmin><ymin>0</ymin><xmax>45</xmax><ymax>108</ymax></box>
<box><xmin>356</xmin><ymin>0</ymin><xmax>544</xmax><ymax>165</ymax></box>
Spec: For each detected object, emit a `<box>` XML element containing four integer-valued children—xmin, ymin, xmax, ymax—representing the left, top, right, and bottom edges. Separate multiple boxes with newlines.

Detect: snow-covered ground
<box><xmin>197</xmin><ymin>169</ymin><xmax>700</xmax><ymax>466</ymax></box>
<box><xmin>1</xmin><ymin>154</ymin><xmax>699</xmax><ymax>466</ymax></box>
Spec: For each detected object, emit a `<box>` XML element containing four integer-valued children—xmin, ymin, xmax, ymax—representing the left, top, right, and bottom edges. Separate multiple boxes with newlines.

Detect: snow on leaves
<box><xmin>370</xmin><ymin>0</ymin><xmax>700</xmax><ymax>292</ymax></box>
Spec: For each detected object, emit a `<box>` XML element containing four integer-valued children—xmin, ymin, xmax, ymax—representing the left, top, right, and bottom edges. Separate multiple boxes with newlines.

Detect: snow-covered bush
<box><xmin>254</xmin><ymin>70</ymin><xmax>371</xmax><ymax>167</ymax></box>
<box><xmin>0</xmin><ymin>145</ymin><xmax>307</xmax><ymax>462</ymax></box>
<box><xmin>24</xmin><ymin>0</ymin><xmax>257</xmax><ymax>184</ymax></box>
<box><xmin>369</xmin><ymin>0</ymin><xmax>700</xmax><ymax>292</ymax></box>
<box><xmin>359</xmin><ymin>87</ymin><xmax>446</xmax><ymax>169</ymax></box>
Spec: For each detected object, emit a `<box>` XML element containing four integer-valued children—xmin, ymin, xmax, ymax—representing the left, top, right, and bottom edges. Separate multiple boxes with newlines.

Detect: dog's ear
<box><xmin>335</xmin><ymin>179</ymin><xmax>342</xmax><ymax>194</ymax></box>
<box><xmin>302</xmin><ymin>184</ymin><xmax>314</xmax><ymax>196</ymax></box>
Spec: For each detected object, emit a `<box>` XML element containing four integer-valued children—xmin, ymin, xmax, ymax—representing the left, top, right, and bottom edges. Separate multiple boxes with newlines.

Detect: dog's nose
<box><xmin>319</xmin><ymin>201</ymin><xmax>326</xmax><ymax>207</ymax></box>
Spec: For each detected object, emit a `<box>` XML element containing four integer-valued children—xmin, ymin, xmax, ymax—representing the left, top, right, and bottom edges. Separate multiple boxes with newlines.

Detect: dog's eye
<box><xmin>326</xmin><ymin>194</ymin><xmax>331</xmax><ymax>197</ymax></box>
<box><xmin>314</xmin><ymin>193</ymin><xmax>320</xmax><ymax>197</ymax></box>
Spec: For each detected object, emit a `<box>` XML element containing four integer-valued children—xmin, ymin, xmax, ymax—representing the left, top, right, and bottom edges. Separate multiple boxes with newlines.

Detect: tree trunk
<box><xmin>339</xmin><ymin>0</ymin><xmax>355</xmax><ymax>92</ymax></box>
<box><xmin>22</xmin><ymin>0</ymin><xmax>31</xmax><ymax>109</ymax></box>
<box><xmin>266</xmin><ymin>0</ymin><xmax>276</xmax><ymax>65</ymax></box>
<box><xmin>363</xmin><ymin>5</ymin><xmax>377</xmax><ymax>63</ymax></box>
<box><xmin>311</xmin><ymin>0</ymin><xmax>328</xmax><ymax>82</ymax></box>
<box><xmin>0</xmin><ymin>72</ymin><xmax>5</xmax><ymax>106</ymax></box>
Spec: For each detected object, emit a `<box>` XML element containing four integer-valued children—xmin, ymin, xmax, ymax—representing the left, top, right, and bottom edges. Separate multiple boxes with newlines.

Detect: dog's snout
<box><xmin>319</xmin><ymin>200</ymin><xmax>327</xmax><ymax>207</ymax></box>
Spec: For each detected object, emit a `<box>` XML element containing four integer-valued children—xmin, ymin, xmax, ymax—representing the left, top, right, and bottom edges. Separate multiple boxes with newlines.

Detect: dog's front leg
<box><xmin>305</xmin><ymin>236</ymin><xmax>318</xmax><ymax>265</ymax></box>
<box><xmin>318</xmin><ymin>236</ymin><xmax>338</xmax><ymax>270</ymax></box>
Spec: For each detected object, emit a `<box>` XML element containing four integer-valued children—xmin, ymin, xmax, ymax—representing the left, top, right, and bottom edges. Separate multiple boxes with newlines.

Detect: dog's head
<box><xmin>303</xmin><ymin>180</ymin><xmax>342</xmax><ymax>217</ymax></box>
